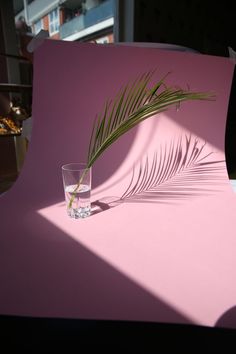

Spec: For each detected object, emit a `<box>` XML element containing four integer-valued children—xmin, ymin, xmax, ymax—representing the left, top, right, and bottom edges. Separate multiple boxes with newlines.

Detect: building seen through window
<box><xmin>14</xmin><ymin>0</ymin><xmax>114</xmax><ymax>43</ymax></box>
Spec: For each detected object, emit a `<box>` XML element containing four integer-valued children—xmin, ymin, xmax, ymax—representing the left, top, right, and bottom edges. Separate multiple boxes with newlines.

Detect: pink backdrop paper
<box><xmin>0</xmin><ymin>40</ymin><xmax>236</xmax><ymax>328</ymax></box>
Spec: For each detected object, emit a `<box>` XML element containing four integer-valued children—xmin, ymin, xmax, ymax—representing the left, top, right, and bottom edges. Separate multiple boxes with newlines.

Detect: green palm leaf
<box><xmin>69</xmin><ymin>71</ymin><xmax>214</xmax><ymax>208</ymax></box>
<box><xmin>87</xmin><ymin>71</ymin><xmax>213</xmax><ymax>168</ymax></box>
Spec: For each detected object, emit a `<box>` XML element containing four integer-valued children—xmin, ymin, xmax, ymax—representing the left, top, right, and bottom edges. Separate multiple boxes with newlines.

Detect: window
<box><xmin>34</xmin><ymin>19</ymin><xmax>43</xmax><ymax>35</ymax></box>
<box><xmin>49</xmin><ymin>8</ymin><xmax>59</xmax><ymax>35</ymax></box>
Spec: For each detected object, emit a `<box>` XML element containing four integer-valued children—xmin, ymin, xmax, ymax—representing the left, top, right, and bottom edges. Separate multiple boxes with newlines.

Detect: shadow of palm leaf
<box><xmin>120</xmin><ymin>135</ymin><xmax>226</xmax><ymax>203</ymax></box>
<box><xmin>91</xmin><ymin>135</ymin><xmax>227</xmax><ymax>215</ymax></box>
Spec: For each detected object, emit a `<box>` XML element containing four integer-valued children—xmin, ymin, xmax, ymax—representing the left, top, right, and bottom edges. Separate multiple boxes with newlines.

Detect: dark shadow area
<box><xmin>225</xmin><ymin>68</ymin><xmax>236</xmax><ymax>178</ymax></box>
<box><xmin>1</xmin><ymin>315</ymin><xmax>236</xmax><ymax>353</ymax></box>
<box><xmin>215</xmin><ymin>306</ymin><xmax>236</xmax><ymax>329</ymax></box>
<box><xmin>134</xmin><ymin>1</ymin><xmax>236</xmax><ymax>57</ymax></box>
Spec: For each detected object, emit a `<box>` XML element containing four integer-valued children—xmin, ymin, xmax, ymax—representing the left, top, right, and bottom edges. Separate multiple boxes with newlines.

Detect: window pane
<box><xmin>50</xmin><ymin>23</ymin><xmax>54</xmax><ymax>34</ymax></box>
<box><xmin>34</xmin><ymin>19</ymin><xmax>42</xmax><ymax>34</ymax></box>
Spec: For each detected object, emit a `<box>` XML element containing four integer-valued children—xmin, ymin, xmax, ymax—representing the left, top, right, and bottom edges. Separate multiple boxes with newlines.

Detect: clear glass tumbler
<box><xmin>62</xmin><ymin>163</ymin><xmax>92</xmax><ymax>219</ymax></box>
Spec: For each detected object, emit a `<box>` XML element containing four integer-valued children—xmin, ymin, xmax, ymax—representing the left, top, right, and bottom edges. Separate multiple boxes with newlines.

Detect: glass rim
<box><xmin>62</xmin><ymin>162</ymin><xmax>90</xmax><ymax>172</ymax></box>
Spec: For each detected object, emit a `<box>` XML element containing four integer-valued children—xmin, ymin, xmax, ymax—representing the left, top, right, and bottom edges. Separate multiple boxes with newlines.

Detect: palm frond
<box><xmin>121</xmin><ymin>135</ymin><xmax>225</xmax><ymax>202</ymax></box>
<box><xmin>87</xmin><ymin>71</ymin><xmax>214</xmax><ymax>169</ymax></box>
<box><xmin>69</xmin><ymin>71</ymin><xmax>214</xmax><ymax>209</ymax></box>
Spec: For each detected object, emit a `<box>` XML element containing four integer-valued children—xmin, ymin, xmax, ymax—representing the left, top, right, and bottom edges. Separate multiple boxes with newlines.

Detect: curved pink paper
<box><xmin>0</xmin><ymin>40</ymin><xmax>235</xmax><ymax>328</ymax></box>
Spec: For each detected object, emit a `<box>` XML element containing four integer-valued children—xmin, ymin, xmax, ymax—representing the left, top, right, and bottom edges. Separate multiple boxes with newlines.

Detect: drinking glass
<box><xmin>62</xmin><ymin>163</ymin><xmax>92</xmax><ymax>219</ymax></box>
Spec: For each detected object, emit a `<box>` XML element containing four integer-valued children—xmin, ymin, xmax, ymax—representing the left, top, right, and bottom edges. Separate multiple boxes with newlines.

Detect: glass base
<box><xmin>67</xmin><ymin>206</ymin><xmax>91</xmax><ymax>219</ymax></box>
